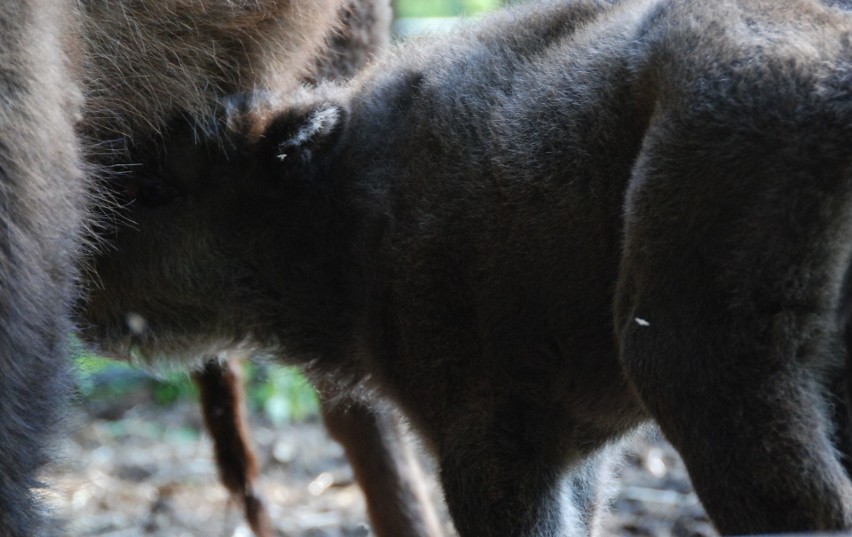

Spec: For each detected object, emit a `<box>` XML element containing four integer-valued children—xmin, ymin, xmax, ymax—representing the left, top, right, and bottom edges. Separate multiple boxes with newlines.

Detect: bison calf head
<box><xmin>80</xmin><ymin>96</ymin><xmax>356</xmax><ymax>367</ymax></box>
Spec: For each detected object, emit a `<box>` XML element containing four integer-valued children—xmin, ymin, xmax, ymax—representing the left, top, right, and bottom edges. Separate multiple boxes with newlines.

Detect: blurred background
<box><xmin>393</xmin><ymin>0</ymin><xmax>508</xmax><ymax>36</ymax></box>
<box><xmin>51</xmin><ymin>1</ymin><xmax>714</xmax><ymax>536</ymax></box>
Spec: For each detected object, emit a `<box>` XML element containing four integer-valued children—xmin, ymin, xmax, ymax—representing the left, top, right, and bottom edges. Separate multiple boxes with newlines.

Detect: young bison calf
<box><xmin>1</xmin><ymin>0</ymin><xmax>447</xmax><ymax>535</ymax></box>
<box><xmin>85</xmin><ymin>0</ymin><xmax>852</xmax><ymax>534</ymax></box>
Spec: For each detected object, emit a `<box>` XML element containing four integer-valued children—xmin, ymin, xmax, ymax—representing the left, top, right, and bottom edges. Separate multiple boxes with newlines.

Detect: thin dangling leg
<box><xmin>194</xmin><ymin>358</ymin><xmax>272</xmax><ymax>537</ymax></box>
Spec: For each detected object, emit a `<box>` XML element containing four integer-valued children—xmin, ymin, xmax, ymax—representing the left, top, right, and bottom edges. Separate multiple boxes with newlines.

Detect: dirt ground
<box><xmin>41</xmin><ymin>394</ymin><xmax>716</xmax><ymax>537</ymax></box>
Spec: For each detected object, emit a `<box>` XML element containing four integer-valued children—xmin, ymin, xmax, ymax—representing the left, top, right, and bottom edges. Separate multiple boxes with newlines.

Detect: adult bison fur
<box><xmin>0</xmin><ymin>2</ymin><xmax>84</xmax><ymax>535</ymax></box>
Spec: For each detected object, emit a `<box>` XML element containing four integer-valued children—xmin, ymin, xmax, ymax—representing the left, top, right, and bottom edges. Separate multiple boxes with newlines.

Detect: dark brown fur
<box><xmin>83</xmin><ymin>0</ymin><xmax>852</xmax><ymax>535</ymax></box>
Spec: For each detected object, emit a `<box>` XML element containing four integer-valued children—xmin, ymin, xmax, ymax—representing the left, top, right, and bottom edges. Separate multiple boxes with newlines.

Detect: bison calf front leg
<box><xmin>194</xmin><ymin>358</ymin><xmax>273</xmax><ymax>537</ymax></box>
<box><xmin>318</xmin><ymin>382</ymin><xmax>445</xmax><ymax>537</ymax></box>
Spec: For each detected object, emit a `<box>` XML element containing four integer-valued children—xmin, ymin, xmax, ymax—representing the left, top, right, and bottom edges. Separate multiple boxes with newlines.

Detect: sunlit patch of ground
<box><xmin>42</xmin><ymin>400</ymin><xmax>714</xmax><ymax>537</ymax></box>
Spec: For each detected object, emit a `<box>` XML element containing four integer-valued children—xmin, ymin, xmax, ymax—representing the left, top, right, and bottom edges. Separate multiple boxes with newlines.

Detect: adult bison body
<box><xmin>84</xmin><ymin>0</ymin><xmax>852</xmax><ymax>535</ymax></box>
<box><xmin>0</xmin><ymin>3</ymin><xmax>84</xmax><ymax>534</ymax></box>
<box><xmin>0</xmin><ymin>2</ymin><xmax>446</xmax><ymax>536</ymax></box>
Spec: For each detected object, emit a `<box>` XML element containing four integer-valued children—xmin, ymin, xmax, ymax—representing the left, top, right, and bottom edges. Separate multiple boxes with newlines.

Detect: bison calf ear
<box><xmin>262</xmin><ymin>104</ymin><xmax>347</xmax><ymax>167</ymax></box>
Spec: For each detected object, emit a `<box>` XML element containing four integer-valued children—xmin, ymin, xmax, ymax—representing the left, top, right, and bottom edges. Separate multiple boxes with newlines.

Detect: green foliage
<box><xmin>246</xmin><ymin>363</ymin><xmax>320</xmax><ymax>425</ymax></box>
<box><xmin>74</xmin><ymin>354</ymin><xmax>319</xmax><ymax>424</ymax></box>
<box><xmin>392</xmin><ymin>0</ymin><xmax>507</xmax><ymax>37</ymax></box>
<box><xmin>75</xmin><ymin>354</ymin><xmax>199</xmax><ymax>404</ymax></box>
<box><xmin>151</xmin><ymin>371</ymin><xmax>199</xmax><ymax>405</ymax></box>
<box><xmin>394</xmin><ymin>0</ymin><xmax>504</xmax><ymax>17</ymax></box>
<box><xmin>75</xmin><ymin>354</ymin><xmax>151</xmax><ymax>399</ymax></box>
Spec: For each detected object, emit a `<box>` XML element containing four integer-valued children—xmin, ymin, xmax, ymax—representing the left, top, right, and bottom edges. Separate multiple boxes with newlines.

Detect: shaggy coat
<box><xmin>86</xmin><ymin>0</ymin><xmax>852</xmax><ymax>535</ymax></box>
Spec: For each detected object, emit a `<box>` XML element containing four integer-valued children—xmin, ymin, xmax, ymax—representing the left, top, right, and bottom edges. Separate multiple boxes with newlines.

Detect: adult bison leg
<box><xmin>0</xmin><ymin>1</ymin><xmax>85</xmax><ymax>535</ymax></box>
